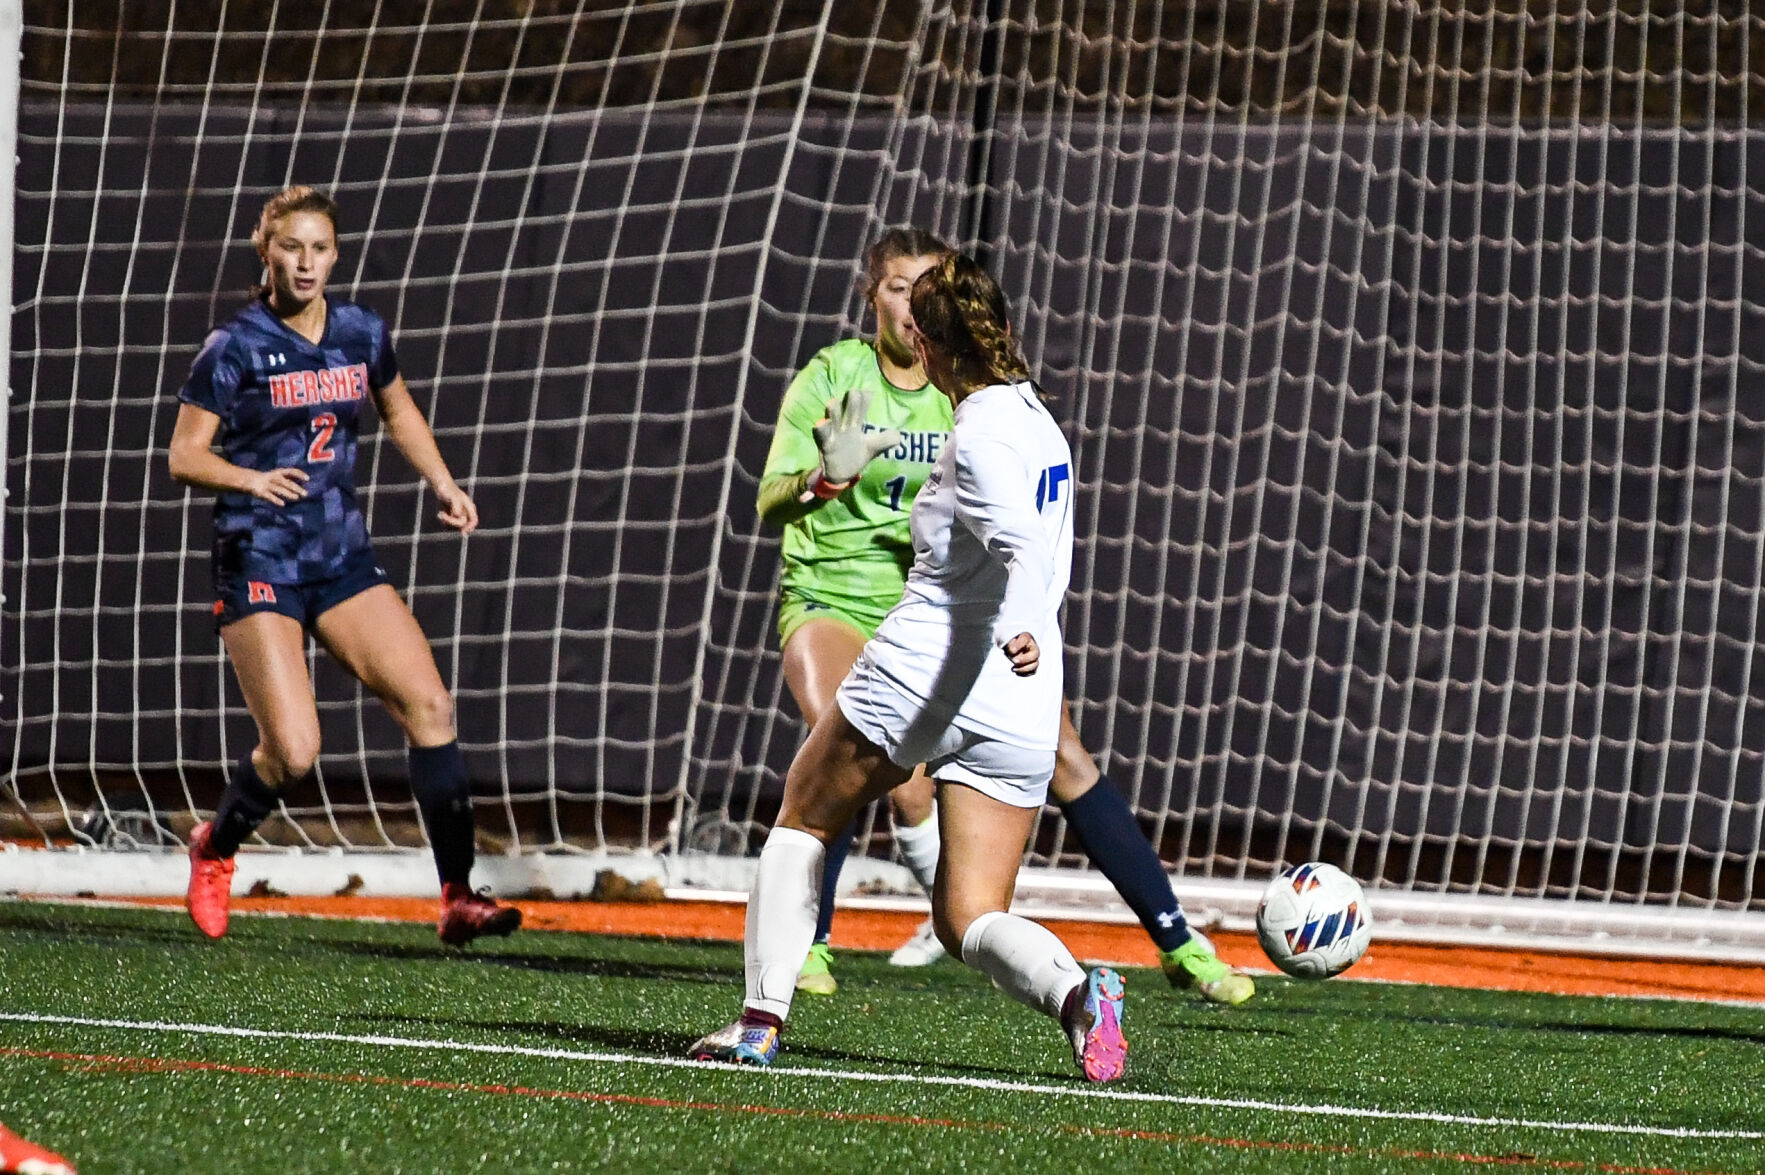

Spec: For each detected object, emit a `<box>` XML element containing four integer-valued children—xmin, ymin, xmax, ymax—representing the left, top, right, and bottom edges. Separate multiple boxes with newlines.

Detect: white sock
<box><xmin>893</xmin><ymin>804</ymin><xmax>941</xmax><ymax>896</ymax></box>
<box><xmin>959</xmin><ymin>910</ymin><xmax>1087</xmax><ymax>1021</ymax></box>
<box><xmin>744</xmin><ymin>826</ymin><xmax>825</xmax><ymax>1020</ymax></box>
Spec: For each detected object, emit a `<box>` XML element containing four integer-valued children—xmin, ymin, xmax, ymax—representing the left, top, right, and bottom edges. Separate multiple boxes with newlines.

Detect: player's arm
<box><xmin>757</xmin><ymin>357</ymin><xmax>901</xmax><ymax>528</ymax></box>
<box><xmin>167</xmin><ymin>402</ymin><xmax>308</xmax><ymax>505</ymax></box>
<box><xmin>169</xmin><ymin>328</ymin><xmax>307</xmax><ymax>504</ymax></box>
<box><xmin>953</xmin><ymin>434</ymin><xmax>1056</xmax><ymax>676</ymax></box>
<box><xmin>373</xmin><ymin>374</ymin><xmax>478</xmax><ymax>535</ymax></box>
<box><xmin>757</xmin><ymin>356</ymin><xmax>840</xmax><ymax>528</ymax></box>
<box><xmin>756</xmin><ymin>473</ymin><xmax>819</xmax><ymax>528</ymax></box>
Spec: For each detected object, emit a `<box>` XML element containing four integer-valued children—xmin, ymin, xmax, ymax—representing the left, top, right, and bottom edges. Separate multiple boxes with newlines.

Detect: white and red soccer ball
<box><xmin>1255</xmin><ymin>862</ymin><xmax>1373</xmax><ymax>979</ymax></box>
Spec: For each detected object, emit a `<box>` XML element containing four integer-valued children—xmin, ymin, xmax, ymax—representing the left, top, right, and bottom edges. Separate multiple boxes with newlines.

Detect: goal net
<box><xmin>6</xmin><ymin>2</ymin><xmax>1765</xmax><ymax>952</ymax></box>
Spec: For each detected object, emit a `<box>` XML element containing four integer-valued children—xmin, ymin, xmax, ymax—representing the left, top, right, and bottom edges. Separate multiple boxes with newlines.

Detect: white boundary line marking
<box><xmin>1</xmin><ymin>1011</ymin><xmax>1759</xmax><ymax>1142</ymax></box>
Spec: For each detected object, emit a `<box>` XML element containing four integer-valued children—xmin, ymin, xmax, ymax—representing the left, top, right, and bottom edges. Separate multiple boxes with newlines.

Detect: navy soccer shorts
<box><xmin>213</xmin><ymin>548</ymin><xmax>391</xmax><ymax>632</ymax></box>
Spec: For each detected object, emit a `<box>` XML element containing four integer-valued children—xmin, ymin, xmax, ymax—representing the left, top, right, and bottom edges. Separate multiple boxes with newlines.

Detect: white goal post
<box><xmin>0</xmin><ymin>0</ymin><xmax>18</xmax><ymax>826</ymax></box>
<box><xmin>5</xmin><ymin>2</ymin><xmax>1765</xmax><ymax>960</ymax></box>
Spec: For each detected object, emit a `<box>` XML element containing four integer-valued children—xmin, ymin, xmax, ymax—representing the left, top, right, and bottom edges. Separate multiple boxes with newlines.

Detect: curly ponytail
<box><xmin>909</xmin><ymin>253</ymin><xmax>1029</xmax><ymax>390</ymax></box>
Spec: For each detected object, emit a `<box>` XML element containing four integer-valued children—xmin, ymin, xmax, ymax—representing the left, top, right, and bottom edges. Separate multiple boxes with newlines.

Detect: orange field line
<box><xmin>70</xmin><ymin>892</ymin><xmax>1765</xmax><ymax>1005</ymax></box>
<box><xmin>0</xmin><ymin>1045</ymin><xmax>1737</xmax><ymax>1173</ymax></box>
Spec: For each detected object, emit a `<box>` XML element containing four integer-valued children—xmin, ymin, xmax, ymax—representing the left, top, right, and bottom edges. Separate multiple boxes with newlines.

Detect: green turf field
<box><xmin>0</xmin><ymin>900</ymin><xmax>1761</xmax><ymax>1174</ymax></box>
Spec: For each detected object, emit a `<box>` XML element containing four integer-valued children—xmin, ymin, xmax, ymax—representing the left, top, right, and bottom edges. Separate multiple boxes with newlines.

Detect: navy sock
<box><xmin>814</xmin><ymin>815</ymin><xmax>858</xmax><ymax>944</ymax></box>
<box><xmin>409</xmin><ymin>740</ymin><xmax>475</xmax><ymax>887</ymax></box>
<box><xmin>1059</xmin><ymin>775</ymin><xmax>1191</xmax><ymax>952</ymax></box>
<box><xmin>209</xmin><ymin>754</ymin><xmax>280</xmax><ymax>858</ymax></box>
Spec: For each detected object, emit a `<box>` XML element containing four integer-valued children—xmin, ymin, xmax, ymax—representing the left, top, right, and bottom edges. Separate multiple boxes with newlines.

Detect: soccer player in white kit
<box><xmin>691</xmin><ymin>253</ymin><xmax>1128</xmax><ymax>1082</ymax></box>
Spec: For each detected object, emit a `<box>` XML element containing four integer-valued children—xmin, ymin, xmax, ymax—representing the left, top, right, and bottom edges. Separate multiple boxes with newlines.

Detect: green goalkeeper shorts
<box><xmin>776</xmin><ymin>589</ymin><xmax>890</xmax><ymax>647</ymax></box>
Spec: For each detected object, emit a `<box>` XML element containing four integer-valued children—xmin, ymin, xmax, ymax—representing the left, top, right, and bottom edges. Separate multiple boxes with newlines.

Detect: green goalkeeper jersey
<box><xmin>761</xmin><ymin>338</ymin><xmax>954</xmax><ymax>610</ymax></box>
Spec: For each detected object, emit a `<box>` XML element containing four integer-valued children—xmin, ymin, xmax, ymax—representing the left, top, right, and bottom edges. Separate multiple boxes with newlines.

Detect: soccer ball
<box><xmin>1255</xmin><ymin>862</ymin><xmax>1373</xmax><ymax>979</ymax></box>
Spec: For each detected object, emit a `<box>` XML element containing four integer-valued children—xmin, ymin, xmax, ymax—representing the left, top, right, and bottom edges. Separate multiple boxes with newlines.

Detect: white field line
<box><xmin>0</xmin><ymin>1011</ymin><xmax>1759</xmax><ymax>1142</ymax></box>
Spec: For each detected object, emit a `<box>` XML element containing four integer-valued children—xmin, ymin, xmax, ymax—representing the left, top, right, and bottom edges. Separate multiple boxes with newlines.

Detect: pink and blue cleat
<box><xmin>1063</xmin><ymin>967</ymin><xmax>1127</xmax><ymax>1082</ymax></box>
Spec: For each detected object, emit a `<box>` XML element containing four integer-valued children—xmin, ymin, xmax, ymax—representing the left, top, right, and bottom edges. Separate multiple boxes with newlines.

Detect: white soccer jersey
<box><xmin>861</xmin><ymin>380</ymin><xmax>1075</xmax><ymax>750</ymax></box>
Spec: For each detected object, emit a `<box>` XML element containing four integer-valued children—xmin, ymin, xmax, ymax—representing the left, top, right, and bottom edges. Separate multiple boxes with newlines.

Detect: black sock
<box><xmin>813</xmin><ymin>815</ymin><xmax>858</xmax><ymax>944</ymax></box>
<box><xmin>1059</xmin><ymin>776</ymin><xmax>1192</xmax><ymax>952</ymax></box>
<box><xmin>410</xmin><ymin>740</ymin><xmax>475</xmax><ymax>887</ymax></box>
<box><xmin>209</xmin><ymin>755</ymin><xmax>279</xmax><ymax>858</ymax></box>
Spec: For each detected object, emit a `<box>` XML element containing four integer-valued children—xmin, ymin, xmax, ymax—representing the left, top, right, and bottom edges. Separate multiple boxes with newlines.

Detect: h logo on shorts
<box><xmin>247</xmin><ymin>581</ymin><xmax>277</xmax><ymax>604</ymax></box>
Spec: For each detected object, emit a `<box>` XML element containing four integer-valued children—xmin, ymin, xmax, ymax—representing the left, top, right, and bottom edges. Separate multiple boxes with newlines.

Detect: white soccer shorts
<box><xmin>836</xmin><ymin>656</ymin><xmax>1054</xmax><ymax>808</ymax></box>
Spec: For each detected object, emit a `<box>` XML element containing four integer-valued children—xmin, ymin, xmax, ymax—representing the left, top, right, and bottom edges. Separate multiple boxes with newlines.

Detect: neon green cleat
<box><xmin>796</xmin><ymin>941</ymin><xmax>837</xmax><ymax>996</ymax></box>
<box><xmin>1160</xmin><ymin>935</ymin><xmax>1255</xmax><ymax>1005</ymax></box>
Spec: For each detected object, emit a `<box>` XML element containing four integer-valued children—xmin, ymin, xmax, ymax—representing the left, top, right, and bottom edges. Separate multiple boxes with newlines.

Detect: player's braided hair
<box><xmin>908</xmin><ymin>252</ymin><xmax>1030</xmax><ymax>390</ymax></box>
<box><xmin>861</xmin><ymin>226</ymin><xmax>952</xmax><ymax>301</ymax></box>
<box><xmin>250</xmin><ymin>185</ymin><xmax>340</xmax><ymax>296</ymax></box>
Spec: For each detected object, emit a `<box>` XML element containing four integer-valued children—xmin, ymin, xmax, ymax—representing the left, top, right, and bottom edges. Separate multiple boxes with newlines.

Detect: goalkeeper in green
<box><xmin>758</xmin><ymin>228</ymin><xmax>1253</xmax><ymax>1005</ymax></box>
<box><xmin>758</xmin><ymin>228</ymin><xmax>950</xmax><ymax>984</ymax></box>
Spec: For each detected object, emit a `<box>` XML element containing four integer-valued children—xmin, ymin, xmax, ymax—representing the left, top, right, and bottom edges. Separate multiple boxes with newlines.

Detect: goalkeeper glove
<box><xmin>807</xmin><ymin>388</ymin><xmax>903</xmax><ymax>495</ymax></box>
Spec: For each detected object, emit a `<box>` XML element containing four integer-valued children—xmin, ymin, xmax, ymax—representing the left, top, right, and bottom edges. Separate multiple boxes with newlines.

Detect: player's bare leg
<box><xmin>184</xmin><ymin>612</ymin><xmax>318</xmax><ymax>938</ymax></box>
<box><xmin>781</xmin><ymin>617</ymin><xmax>864</xmax><ymax>729</ymax></box>
<box><xmin>934</xmin><ymin>781</ymin><xmax>1126</xmax><ymax>1082</ymax></box>
<box><xmin>222</xmin><ymin>611</ymin><xmax>323</xmax><ymax>787</ymax></box>
<box><xmin>778</xmin><ymin>621</ymin><xmax>936</xmax><ymax>839</ymax></box>
<box><xmin>925</xmin><ymin>781</ymin><xmax>1034</xmax><ymax>956</ymax></box>
<box><xmin>1046</xmin><ymin>706</ymin><xmax>1099</xmax><ymax>803</ymax></box>
<box><xmin>316</xmin><ymin>584</ymin><xmax>455</xmax><ymax>746</ymax></box>
<box><xmin>1048</xmin><ymin>707</ymin><xmax>1252</xmax><ymax>1005</ymax></box>
<box><xmin>781</xmin><ymin>618</ymin><xmax>943</xmax><ymax>985</ymax></box>
<box><xmin>316</xmin><ymin>584</ymin><xmax>519</xmax><ymax>946</ymax></box>
<box><xmin>776</xmin><ymin>706</ymin><xmax>913</xmax><ymax>844</ymax></box>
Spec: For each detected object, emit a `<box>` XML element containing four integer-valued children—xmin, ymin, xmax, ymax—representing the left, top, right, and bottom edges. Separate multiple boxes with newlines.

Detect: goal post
<box><xmin>0</xmin><ymin>0</ymin><xmax>18</xmax><ymax>822</ymax></box>
<box><xmin>5</xmin><ymin>2</ymin><xmax>1765</xmax><ymax>960</ymax></box>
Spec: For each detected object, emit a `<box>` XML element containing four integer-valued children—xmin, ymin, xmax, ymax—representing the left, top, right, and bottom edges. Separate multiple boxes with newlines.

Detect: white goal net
<box><xmin>5</xmin><ymin>2</ymin><xmax>1765</xmax><ymax>951</ymax></box>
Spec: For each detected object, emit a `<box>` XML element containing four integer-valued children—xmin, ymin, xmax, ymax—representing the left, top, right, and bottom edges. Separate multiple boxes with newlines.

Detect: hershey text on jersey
<box><xmin>268</xmin><ymin>363</ymin><xmax>371</xmax><ymax>409</ymax></box>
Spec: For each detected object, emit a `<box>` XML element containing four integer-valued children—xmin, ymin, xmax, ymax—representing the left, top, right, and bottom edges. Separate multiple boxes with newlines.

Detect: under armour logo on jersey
<box><xmin>1035</xmin><ymin>463</ymin><xmax>1071</xmax><ymax>509</ymax></box>
<box><xmin>266</xmin><ymin>352</ymin><xmax>286</xmax><ymax>367</ymax></box>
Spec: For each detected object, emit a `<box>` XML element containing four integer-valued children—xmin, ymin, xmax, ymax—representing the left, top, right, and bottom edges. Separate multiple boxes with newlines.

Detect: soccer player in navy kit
<box><xmin>167</xmin><ymin>186</ymin><xmax>520</xmax><ymax>947</ymax></box>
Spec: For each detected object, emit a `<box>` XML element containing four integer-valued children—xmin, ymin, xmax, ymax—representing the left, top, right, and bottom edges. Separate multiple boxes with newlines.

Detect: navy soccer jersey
<box><xmin>178</xmin><ymin>295</ymin><xmax>399</xmax><ymax>585</ymax></box>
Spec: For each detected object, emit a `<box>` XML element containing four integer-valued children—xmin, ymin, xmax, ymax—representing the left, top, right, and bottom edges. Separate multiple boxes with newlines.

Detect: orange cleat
<box><xmin>185</xmin><ymin>820</ymin><xmax>236</xmax><ymax>939</ymax></box>
<box><xmin>437</xmin><ymin>883</ymin><xmax>522</xmax><ymax>947</ymax></box>
<box><xmin>0</xmin><ymin>1121</ymin><xmax>77</xmax><ymax>1175</ymax></box>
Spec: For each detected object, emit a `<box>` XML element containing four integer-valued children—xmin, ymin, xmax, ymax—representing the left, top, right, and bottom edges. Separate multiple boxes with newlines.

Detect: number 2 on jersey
<box><xmin>308</xmin><ymin>412</ymin><xmax>338</xmax><ymax>463</ymax></box>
